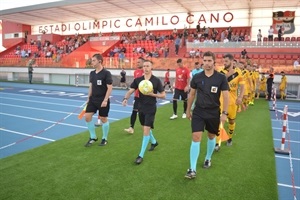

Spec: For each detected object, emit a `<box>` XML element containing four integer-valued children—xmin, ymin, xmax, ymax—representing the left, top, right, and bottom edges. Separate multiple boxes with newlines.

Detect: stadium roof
<box><xmin>0</xmin><ymin>0</ymin><xmax>299</xmax><ymax>26</ymax></box>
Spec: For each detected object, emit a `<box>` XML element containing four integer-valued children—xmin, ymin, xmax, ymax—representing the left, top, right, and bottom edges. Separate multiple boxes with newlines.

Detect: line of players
<box><xmin>86</xmin><ymin>53</ymin><xmax>287</xmax><ymax>179</ymax></box>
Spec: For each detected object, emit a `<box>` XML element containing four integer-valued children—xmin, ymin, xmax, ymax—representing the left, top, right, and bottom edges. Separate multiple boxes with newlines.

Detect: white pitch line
<box><xmin>0</xmin><ymin>93</ymin><xmax>127</xmax><ymax>108</ymax></box>
<box><xmin>272</xmin><ymin>119</ymin><xmax>300</xmax><ymax>124</ymax></box>
<box><xmin>272</xmin><ymin>127</ymin><xmax>300</xmax><ymax>132</ymax></box>
<box><xmin>0</xmin><ymin>128</ymin><xmax>55</xmax><ymax>142</ymax></box>
<box><xmin>0</xmin><ymin>103</ymin><xmax>131</xmax><ymax>115</ymax></box>
<box><xmin>0</xmin><ymin>142</ymin><xmax>17</xmax><ymax>150</ymax></box>
<box><xmin>0</xmin><ymin>112</ymin><xmax>86</xmax><ymax>129</ymax></box>
<box><xmin>273</xmin><ymin>138</ymin><xmax>300</xmax><ymax>144</ymax></box>
<box><xmin>278</xmin><ymin>183</ymin><xmax>300</xmax><ymax>190</ymax></box>
<box><xmin>275</xmin><ymin>155</ymin><xmax>300</xmax><ymax>161</ymax></box>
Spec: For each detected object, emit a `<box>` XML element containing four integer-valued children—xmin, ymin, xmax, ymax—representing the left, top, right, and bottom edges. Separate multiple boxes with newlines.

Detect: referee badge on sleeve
<box><xmin>211</xmin><ymin>86</ymin><xmax>218</xmax><ymax>93</ymax></box>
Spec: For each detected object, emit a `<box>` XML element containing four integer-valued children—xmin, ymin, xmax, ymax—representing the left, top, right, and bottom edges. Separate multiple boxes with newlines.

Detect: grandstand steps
<box><xmin>168</xmin><ymin>42</ymin><xmax>187</xmax><ymax>58</ymax></box>
<box><xmin>61</xmin><ymin>39</ymin><xmax>120</xmax><ymax>68</ymax></box>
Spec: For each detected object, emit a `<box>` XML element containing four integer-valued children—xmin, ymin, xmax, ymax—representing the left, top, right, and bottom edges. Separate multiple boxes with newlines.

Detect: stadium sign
<box><xmin>32</xmin><ymin>11</ymin><xmax>247</xmax><ymax>35</ymax></box>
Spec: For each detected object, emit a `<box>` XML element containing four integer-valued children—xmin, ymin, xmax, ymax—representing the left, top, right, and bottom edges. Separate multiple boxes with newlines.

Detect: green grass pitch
<box><xmin>0</xmin><ymin>99</ymin><xmax>278</xmax><ymax>200</ymax></box>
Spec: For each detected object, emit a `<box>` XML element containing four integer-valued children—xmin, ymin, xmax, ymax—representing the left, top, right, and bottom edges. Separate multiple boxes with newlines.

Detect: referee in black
<box><xmin>185</xmin><ymin>51</ymin><xmax>229</xmax><ymax>179</ymax></box>
<box><xmin>84</xmin><ymin>53</ymin><xmax>113</xmax><ymax>147</ymax></box>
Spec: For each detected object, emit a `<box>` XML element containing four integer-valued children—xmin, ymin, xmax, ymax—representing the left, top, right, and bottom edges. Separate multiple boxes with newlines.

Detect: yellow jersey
<box><xmin>220</xmin><ymin>68</ymin><xmax>245</xmax><ymax>105</ymax></box>
<box><xmin>279</xmin><ymin>75</ymin><xmax>287</xmax><ymax>90</ymax></box>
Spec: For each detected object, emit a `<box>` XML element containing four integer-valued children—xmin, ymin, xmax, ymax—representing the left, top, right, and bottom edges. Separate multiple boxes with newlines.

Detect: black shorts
<box><xmin>86</xmin><ymin>99</ymin><xmax>110</xmax><ymax>117</ymax></box>
<box><xmin>138</xmin><ymin>111</ymin><xmax>155</xmax><ymax>129</ymax></box>
<box><xmin>191</xmin><ymin>108</ymin><xmax>220</xmax><ymax>134</ymax></box>
<box><xmin>120</xmin><ymin>78</ymin><xmax>126</xmax><ymax>83</ymax></box>
<box><xmin>164</xmin><ymin>81</ymin><xmax>170</xmax><ymax>85</ymax></box>
<box><xmin>173</xmin><ymin>89</ymin><xmax>188</xmax><ymax>101</ymax></box>
<box><xmin>133</xmin><ymin>97</ymin><xmax>140</xmax><ymax>111</ymax></box>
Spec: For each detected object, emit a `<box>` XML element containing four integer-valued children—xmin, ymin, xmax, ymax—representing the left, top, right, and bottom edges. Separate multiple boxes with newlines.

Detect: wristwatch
<box><xmin>222</xmin><ymin>111</ymin><xmax>228</xmax><ymax>116</ymax></box>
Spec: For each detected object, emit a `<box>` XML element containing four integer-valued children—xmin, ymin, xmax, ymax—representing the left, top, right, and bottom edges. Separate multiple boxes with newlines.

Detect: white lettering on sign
<box><xmin>31</xmin><ymin>11</ymin><xmax>248</xmax><ymax>35</ymax></box>
<box><xmin>19</xmin><ymin>89</ymin><xmax>88</xmax><ymax>98</ymax></box>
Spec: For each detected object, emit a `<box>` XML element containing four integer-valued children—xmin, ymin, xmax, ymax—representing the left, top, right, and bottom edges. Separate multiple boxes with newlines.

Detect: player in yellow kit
<box><xmin>256</xmin><ymin>73</ymin><xmax>267</xmax><ymax>99</ymax></box>
<box><xmin>279</xmin><ymin>71</ymin><xmax>287</xmax><ymax>100</ymax></box>
<box><xmin>239</xmin><ymin>63</ymin><xmax>252</xmax><ymax>111</ymax></box>
<box><xmin>215</xmin><ymin>54</ymin><xmax>245</xmax><ymax>150</ymax></box>
<box><xmin>249</xmin><ymin>65</ymin><xmax>259</xmax><ymax>105</ymax></box>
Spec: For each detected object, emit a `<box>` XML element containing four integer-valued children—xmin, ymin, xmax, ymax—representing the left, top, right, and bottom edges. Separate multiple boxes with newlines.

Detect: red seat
<box><xmin>285</xmin><ymin>37</ymin><xmax>290</xmax><ymax>41</ymax></box>
<box><xmin>272</xmin><ymin>55</ymin><xmax>279</xmax><ymax>65</ymax></box>
<box><xmin>278</xmin><ymin>55</ymin><xmax>285</xmax><ymax>64</ymax></box>
<box><xmin>265</xmin><ymin>54</ymin><xmax>272</xmax><ymax>64</ymax></box>
<box><xmin>285</xmin><ymin>55</ymin><xmax>293</xmax><ymax>65</ymax></box>
<box><xmin>259</xmin><ymin>54</ymin><xmax>266</xmax><ymax>64</ymax></box>
<box><xmin>252</xmin><ymin>54</ymin><xmax>259</xmax><ymax>63</ymax></box>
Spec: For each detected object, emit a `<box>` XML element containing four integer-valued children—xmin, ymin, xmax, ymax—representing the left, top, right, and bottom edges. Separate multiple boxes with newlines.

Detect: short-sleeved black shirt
<box><xmin>89</xmin><ymin>68</ymin><xmax>113</xmax><ymax>102</ymax></box>
<box><xmin>191</xmin><ymin>70</ymin><xmax>229</xmax><ymax>110</ymax></box>
<box><xmin>120</xmin><ymin>71</ymin><xmax>126</xmax><ymax>82</ymax></box>
<box><xmin>130</xmin><ymin>75</ymin><xmax>164</xmax><ymax>113</ymax></box>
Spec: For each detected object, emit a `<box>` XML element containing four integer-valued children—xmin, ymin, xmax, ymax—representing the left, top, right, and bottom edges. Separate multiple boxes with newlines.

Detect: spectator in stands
<box><xmin>113</xmin><ymin>46</ymin><xmax>120</xmax><ymax>54</ymax></box>
<box><xmin>174</xmin><ymin>36</ymin><xmax>181</xmax><ymax>56</ymax></box>
<box><xmin>241</xmin><ymin>49</ymin><xmax>247</xmax><ymax>59</ymax></box>
<box><xmin>194</xmin><ymin>37</ymin><xmax>200</xmax><ymax>44</ymax></box>
<box><xmin>196</xmin><ymin>23</ymin><xmax>201</xmax><ymax>33</ymax></box>
<box><xmin>56</xmin><ymin>53</ymin><xmax>61</xmax><ymax>62</ymax></box>
<box><xmin>203</xmin><ymin>27</ymin><xmax>209</xmax><ymax>38</ymax></box>
<box><xmin>203</xmin><ymin>37</ymin><xmax>210</xmax><ymax>44</ymax></box>
<box><xmin>221</xmin><ymin>30</ymin><xmax>225</xmax><ymax>42</ymax></box>
<box><xmin>120</xmin><ymin>46</ymin><xmax>126</xmax><ymax>53</ymax></box>
<box><xmin>135</xmin><ymin>46</ymin><xmax>142</xmax><ymax>53</ymax></box>
<box><xmin>294</xmin><ymin>57</ymin><xmax>300</xmax><ymax>69</ymax></box>
<box><xmin>30</xmin><ymin>39</ymin><xmax>35</xmax><ymax>45</ymax></box>
<box><xmin>46</xmin><ymin>50</ymin><xmax>52</xmax><ymax>58</ymax></box>
<box><xmin>257</xmin><ymin>29</ymin><xmax>262</xmax><ymax>42</ymax></box>
<box><xmin>145</xmin><ymin>51</ymin><xmax>153</xmax><ymax>58</ymax></box>
<box><xmin>27</xmin><ymin>48</ymin><xmax>31</xmax><ymax>57</ymax></box>
<box><xmin>119</xmin><ymin>52</ymin><xmax>125</xmax><ymax>68</ymax></box>
<box><xmin>195</xmin><ymin>49</ymin><xmax>201</xmax><ymax>58</ymax></box>
<box><xmin>173</xmin><ymin>28</ymin><xmax>178</xmax><ymax>35</ymax></box>
<box><xmin>268</xmin><ymin>26</ymin><xmax>274</xmax><ymax>41</ymax></box>
<box><xmin>152</xmin><ymin>49</ymin><xmax>159</xmax><ymax>58</ymax></box>
<box><xmin>163</xmin><ymin>44</ymin><xmax>169</xmax><ymax>58</ymax></box>
<box><xmin>223</xmin><ymin>37</ymin><xmax>229</xmax><ymax>43</ymax></box>
<box><xmin>21</xmin><ymin>49</ymin><xmax>26</xmax><ymax>58</ymax></box>
<box><xmin>211</xmin><ymin>28</ymin><xmax>218</xmax><ymax>42</ymax></box>
<box><xmin>278</xmin><ymin>26</ymin><xmax>283</xmax><ymax>41</ymax></box>
<box><xmin>239</xmin><ymin>33</ymin><xmax>245</xmax><ymax>41</ymax></box>
<box><xmin>227</xmin><ymin>26</ymin><xmax>232</xmax><ymax>41</ymax></box>
<box><xmin>244</xmin><ymin>34</ymin><xmax>250</xmax><ymax>41</ymax></box>
<box><xmin>109</xmin><ymin>49</ymin><xmax>115</xmax><ymax>57</ymax></box>
<box><xmin>183</xmin><ymin>27</ymin><xmax>189</xmax><ymax>46</ymax></box>
<box><xmin>189</xmin><ymin>48</ymin><xmax>196</xmax><ymax>58</ymax></box>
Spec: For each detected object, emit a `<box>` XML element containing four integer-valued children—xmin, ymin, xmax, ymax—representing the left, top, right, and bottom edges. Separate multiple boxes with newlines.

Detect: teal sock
<box><xmin>205</xmin><ymin>137</ymin><xmax>216</xmax><ymax>161</ymax></box>
<box><xmin>149</xmin><ymin>130</ymin><xmax>157</xmax><ymax>144</ymax></box>
<box><xmin>139</xmin><ymin>135</ymin><xmax>150</xmax><ymax>158</ymax></box>
<box><xmin>86</xmin><ymin>121</ymin><xmax>96</xmax><ymax>139</ymax></box>
<box><xmin>102</xmin><ymin>121</ymin><xmax>109</xmax><ymax>140</ymax></box>
<box><xmin>190</xmin><ymin>141</ymin><xmax>200</xmax><ymax>171</ymax></box>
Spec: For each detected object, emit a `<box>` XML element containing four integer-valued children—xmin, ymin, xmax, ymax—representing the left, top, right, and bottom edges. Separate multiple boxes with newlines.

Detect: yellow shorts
<box><xmin>228</xmin><ymin>104</ymin><xmax>238</xmax><ymax>120</ymax></box>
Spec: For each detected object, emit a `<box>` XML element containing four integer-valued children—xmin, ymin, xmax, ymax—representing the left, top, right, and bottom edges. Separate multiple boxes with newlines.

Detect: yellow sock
<box><xmin>228</xmin><ymin>123</ymin><xmax>236</xmax><ymax>139</ymax></box>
